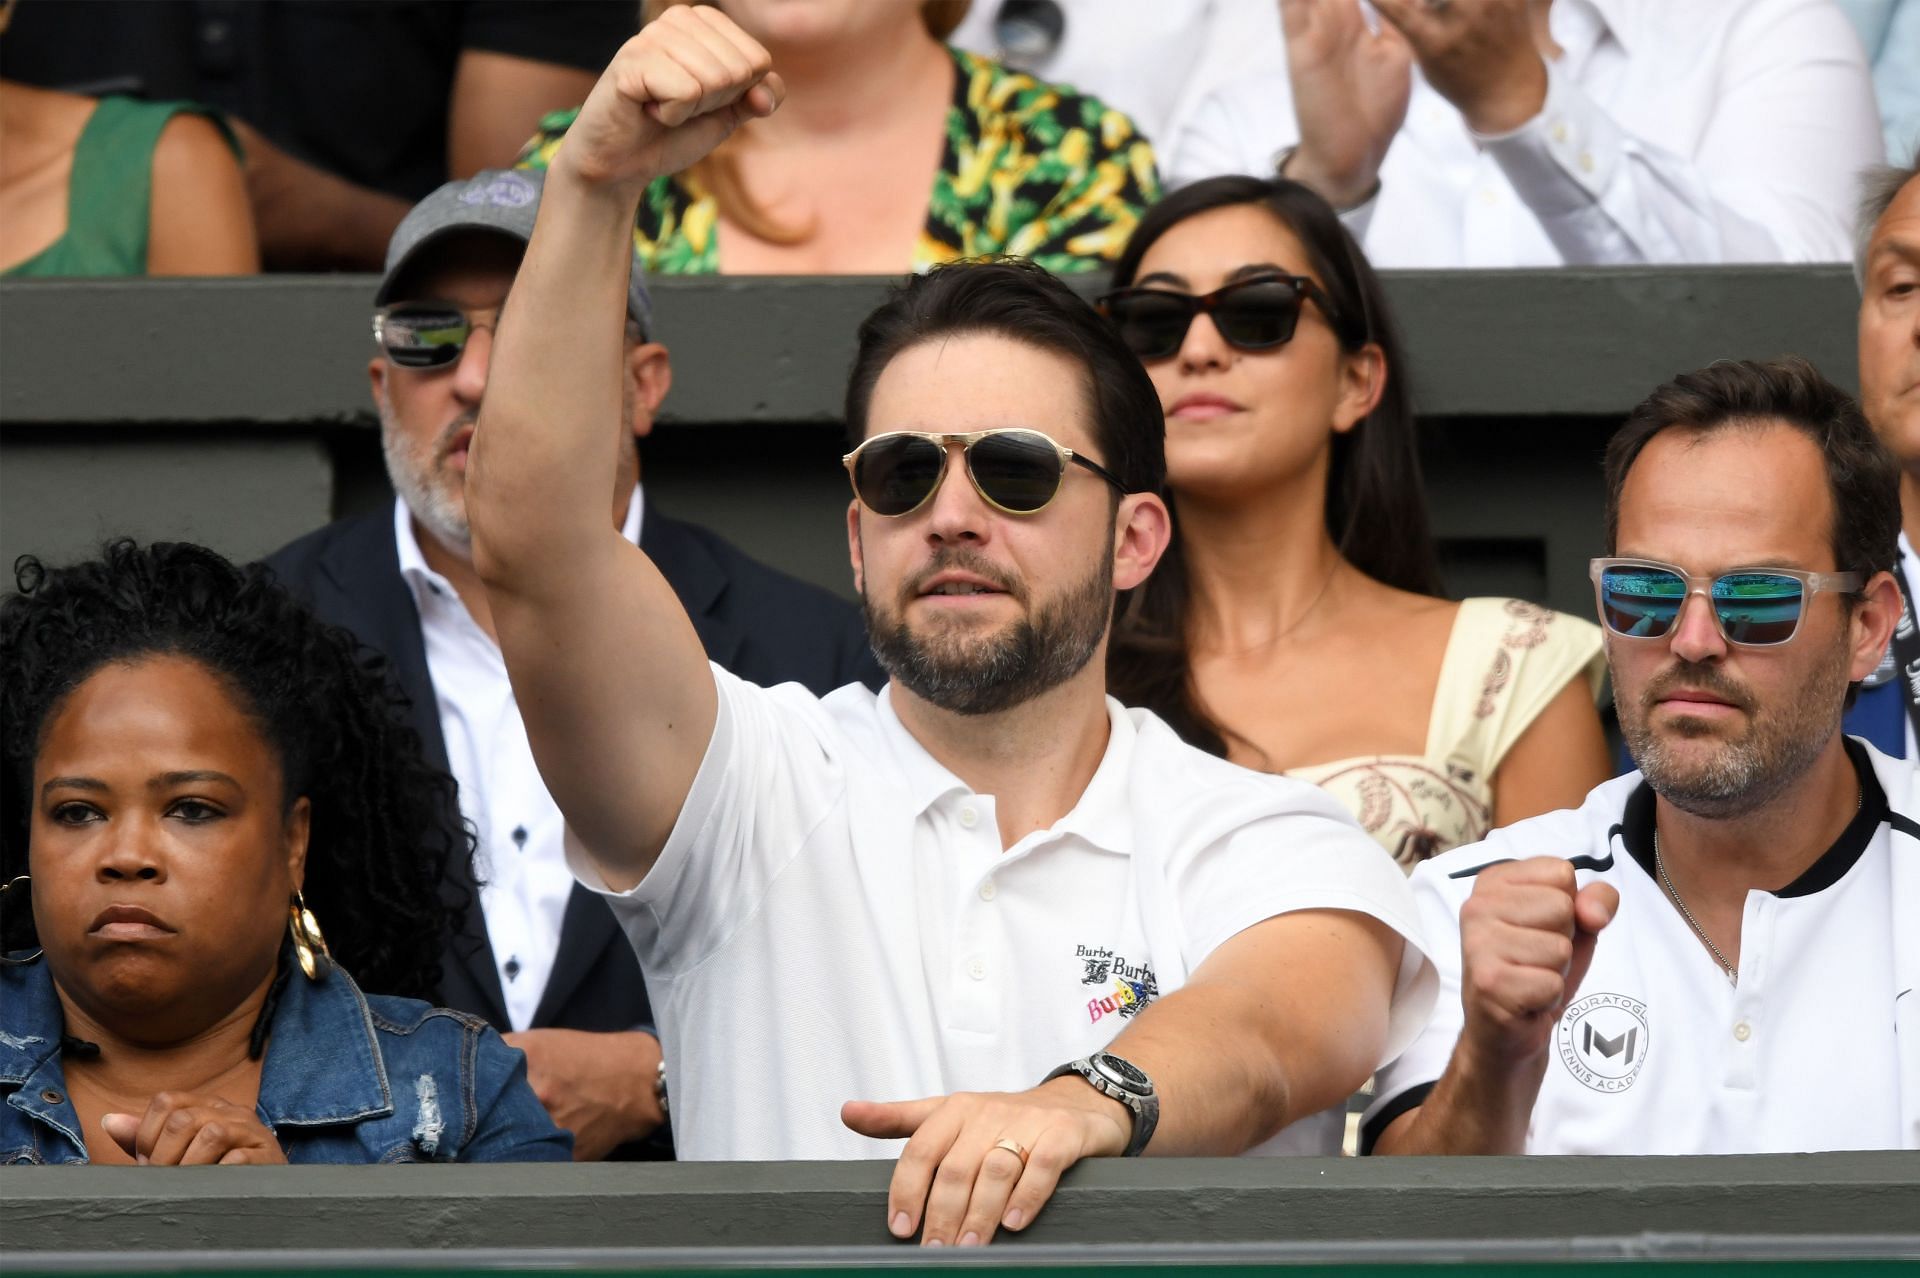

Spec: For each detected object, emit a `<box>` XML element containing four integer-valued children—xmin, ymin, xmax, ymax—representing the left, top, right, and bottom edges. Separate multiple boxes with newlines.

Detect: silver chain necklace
<box><xmin>1652</xmin><ymin>831</ymin><xmax>1738</xmax><ymax>986</ymax></box>
<box><xmin>1652</xmin><ymin>784</ymin><xmax>1863</xmax><ymax>989</ymax></box>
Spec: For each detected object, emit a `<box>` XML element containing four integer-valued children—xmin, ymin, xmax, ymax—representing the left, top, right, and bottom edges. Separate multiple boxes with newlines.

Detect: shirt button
<box><xmin>505</xmin><ymin>957</ymin><xmax>522</xmax><ymax>982</ymax></box>
<box><xmin>511</xmin><ymin>825</ymin><xmax>529</xmax><ymax>850</ymax></box>
<box><xmin>1479</xmin><ymin>187</ymin><xmax>1499</xmax><ymax>206</ymax></box>
<box><xmin>1579</xmin><ymin>152</ymin><xmax>1596</xmax><ymax>174</ymax></box>
<box><xmin>958</xmin><ymin>806</ymin><xmax>979</xmax><ymax>829</ymax></box>
<box><xmin>1733</xmin><ymin>1020</ymin><xmax>1752</xmax><ymax>1042</ymax></box>
<box><xmin>966</xmin><ymin>957</ymin><xmax>987</xmax><ymax>981</ymax></box>
<box><xmin>40</xmin><ymin>1089</ymin><xmax>62</xmax><ymax>1105</ymax></box>
<box><xmin>978</xmin><ymin>879</ymin><xmax>997</xmax><ymax>902</ymax></box>
<box><xmin>1550</xmin><ymin>120</ymin><xmax>1569</xmax><ymax>143</ymax></box>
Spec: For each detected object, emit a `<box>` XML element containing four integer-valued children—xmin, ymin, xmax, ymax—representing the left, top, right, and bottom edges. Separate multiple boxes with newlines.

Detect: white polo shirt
<box><xmin>1366</xmin><ymin>738</ymin><xmax>1920</xmax><ymax>1154</ymax></box>
<box><xmin>570</xmin><ymin>666</ymin><xmax>1437</xmax><ymax>1161</ymax></box>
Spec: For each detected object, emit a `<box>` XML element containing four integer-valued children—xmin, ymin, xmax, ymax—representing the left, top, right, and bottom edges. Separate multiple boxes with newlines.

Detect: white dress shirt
<box><xmin>396</xmin><ymin>490</ymin><xmax>645</xmax><ymax>1032</ymax></box>
<box><xmin>569</xmin><ymin>665</ymin><xmax>1437</xmax><ymax>1160</ymax></box>
<box><xmin>947</xmin><ymin>0</ymin><xmax>1284</xmax><ymax>154</ymax></box>
<box><xmin>1169</xmin><ymin>0</ymin><xmax>1884</xmax><ymax>266</ymax></box>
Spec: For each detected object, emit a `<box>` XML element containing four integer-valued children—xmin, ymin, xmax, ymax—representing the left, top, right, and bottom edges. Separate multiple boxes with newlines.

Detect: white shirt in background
<box><xmin>569</xmin><ymin>667</ymin><xmax>1438</xmax><ymax>1161</ymax></box>
<box><xmin>1367</xmin><ymin>741</ymin><xmax>1920</xmax><ymax>1154</ymax></box>
<box><xmin>1168</xmin><ymin>0</ymin><xmax>1883</xmax><ymax>267</ymax></box>
<box><xmin>396</xmin><ymin>489</ymin><xmax>645</xmax><ymax>1032</ymax></box>
<box><xmin>947</xmin><ymin>0</ymin><xmax>1282</xmax><ymax>153</ymax></box>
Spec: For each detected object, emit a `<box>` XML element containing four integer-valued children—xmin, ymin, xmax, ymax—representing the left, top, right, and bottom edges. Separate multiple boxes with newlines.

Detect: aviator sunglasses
<box><xmin>843</xmin><ymin>429</ymin><xmax>1126</xmax><ymax>517</ymax></box>
<box><xmin>1097</xmin><ymin>274</ymin><xmax>1341</xmax><ymax>361</ymax></box>
<box><xmin>1590</xmin><ymin>558</ymin><xmax>1864</xmax><ymax>648</ymax></box>
<box><xmin>371</xmin><ymin>303</ymin><xmax>500</xmax><ymax>369</ymax></box>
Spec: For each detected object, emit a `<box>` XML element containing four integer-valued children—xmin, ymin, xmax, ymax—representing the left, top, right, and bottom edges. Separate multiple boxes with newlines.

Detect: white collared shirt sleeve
<box><xmin>565</xmin><ymin>665</ymin><xmax>843</xmax><ymax>979</ymax></box>
<box><xmin>1167</xmin><ymin>787</ymin><xmax>1437</xmax><ymax>1065</ymax></box>
<box><xmin>1475</xmin><ymin>0</ymin><xmax>1881</xmax><ymax>264</ymax></box>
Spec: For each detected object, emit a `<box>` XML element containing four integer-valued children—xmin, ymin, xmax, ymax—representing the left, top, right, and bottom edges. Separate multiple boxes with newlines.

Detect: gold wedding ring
<box><xmin>992</xmin><ymin>1138</ymin><xmax>1030</xmax><ymax>1165</ymax></box>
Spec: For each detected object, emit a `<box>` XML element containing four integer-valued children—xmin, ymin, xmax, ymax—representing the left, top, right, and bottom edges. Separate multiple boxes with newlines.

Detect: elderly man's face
<box><xmin>1608</xmin><ymin>424</ymin><xmax>1878</xmax><ymax>817</ymax></box>
<box><xmin>370</xmin><ymin>237</ymin><xmax>522</xmax><ymax>552</ymax></box>
<box><xmin>1859</xmin><ymin>176</ymin><xmax>1920</xmax><ymax>483</ymax></box>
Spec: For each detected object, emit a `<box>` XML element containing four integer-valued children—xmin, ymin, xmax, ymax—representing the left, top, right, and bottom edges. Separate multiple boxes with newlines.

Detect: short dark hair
<box><xmin>1603</xmin><ymin>356</ymin><xmax>1900</xmax><ymax>580</ymax></box>
<box><xmin>843</xmin><ymin>258</ymin><xmax>1167</xmax><ymax>498</ymax></box>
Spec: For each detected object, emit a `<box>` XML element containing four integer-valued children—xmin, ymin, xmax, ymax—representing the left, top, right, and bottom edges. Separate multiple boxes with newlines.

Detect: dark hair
<box><xmin>843</xmin><ymin>257</ymin><xmax>1168</xmax><ymax>499</ymax></box>
<box><xmin>1604</xmin><ymin>356</ymin><xmax>1900</xmax><ymax>583</ymax></box>
<box><xmin>1105</xmin><ymin>176</ymin><xmax>1441</xmax><ymax>757</ymax></box>
<box><xmin>1</xmin><ymin>540</ymin><xmax>470</xmax><ymax>1002</ymax></box>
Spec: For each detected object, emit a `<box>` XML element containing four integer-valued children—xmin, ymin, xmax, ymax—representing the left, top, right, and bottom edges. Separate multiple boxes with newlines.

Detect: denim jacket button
<box><xmin>39</xmin><ymin>1089</ymin><xmax>62</xmax><ymax>1105</ymax></box>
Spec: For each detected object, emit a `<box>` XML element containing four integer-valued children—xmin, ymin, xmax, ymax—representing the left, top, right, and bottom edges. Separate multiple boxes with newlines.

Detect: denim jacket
<box><xmin>1</xmin><ymin>956</ymin><xmax>572</xmax><ymax>1164</ymax></box>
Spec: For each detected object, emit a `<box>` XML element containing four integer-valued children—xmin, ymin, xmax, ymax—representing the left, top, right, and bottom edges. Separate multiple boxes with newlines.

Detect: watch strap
<box><xmin>1044</xmin><ymin>1055</ymin><xmax>1159</xmax><ymax>1157</ymax></box>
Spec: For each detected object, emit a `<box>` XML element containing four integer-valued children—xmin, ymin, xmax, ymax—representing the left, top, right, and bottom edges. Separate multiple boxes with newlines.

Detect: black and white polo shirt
<box><xmin>1366</xmin><ymin>738</ymin><xmax>1920</xmax><ymax>1154</ymax></box>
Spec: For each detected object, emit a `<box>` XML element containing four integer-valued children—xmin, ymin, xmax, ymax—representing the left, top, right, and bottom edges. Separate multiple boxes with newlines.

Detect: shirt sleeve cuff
<box><xmin>1473</xmin><ymin>56</ymin><xmax>1623</xmax><ymax>220</ymax></box>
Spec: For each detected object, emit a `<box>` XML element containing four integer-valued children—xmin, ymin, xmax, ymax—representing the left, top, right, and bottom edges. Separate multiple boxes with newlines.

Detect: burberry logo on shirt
<box><xmin>1075</xmin><ymin>944</ymin><xmax>1161</xmax><ymax>1025</ymax></box>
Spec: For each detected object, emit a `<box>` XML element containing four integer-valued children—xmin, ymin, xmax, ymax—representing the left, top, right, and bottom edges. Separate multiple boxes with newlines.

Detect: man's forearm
<box><xmin>1102</xmin><ymin>985</ymin><xmax>1298</xmax><ymax>1156</ymax></box>
<box><xmin>468</xmin><ymin>166</ymin><xmax>640</xmax><ymax>590</ymax></box>
<box><xmin>1374</xmin><ymin>1043</ymin><xmax>1543</xmax><ymax>1155</ymax></box>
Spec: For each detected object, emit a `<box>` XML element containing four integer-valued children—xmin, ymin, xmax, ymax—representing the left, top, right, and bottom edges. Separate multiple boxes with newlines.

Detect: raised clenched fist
<box><xmin>1456</xmin><ymin>857</ymin><xmax>1618</xmax><ymax>1072</ymax></box>
<box><xmin>555</xmin><ymin>5</ymin><xmax>786</xmax><ymax>197</ymax></box>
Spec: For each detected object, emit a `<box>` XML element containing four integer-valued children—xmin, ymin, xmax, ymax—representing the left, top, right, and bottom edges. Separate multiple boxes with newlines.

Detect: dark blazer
<box><xmin>263</xmin><ymin>504</ymin><xmax>881</xmax><ymax>1043</ymax></box>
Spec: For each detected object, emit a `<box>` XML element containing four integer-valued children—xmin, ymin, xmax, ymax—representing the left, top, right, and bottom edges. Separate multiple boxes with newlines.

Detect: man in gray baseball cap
<box><xmin>263</xmin><ymin>169</ymin><xmax>880</xmax><ymax>1160</ymax></box>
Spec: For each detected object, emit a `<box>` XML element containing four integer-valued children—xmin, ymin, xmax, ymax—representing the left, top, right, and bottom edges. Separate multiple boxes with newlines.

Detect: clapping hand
<box><xmin>1371</xmin><ymin>0</ymin><xmax>1548</xmax><ymax>134</ymax></box>
<box><xmin>1279</xmin><ymin>0</ymin><xmax>1413</xmax><ymax>208</ymax></box>
<box><xmin>1280</xmin><ymin>0</ymin><xmax>1552</xmax><ymax>207</ymax></box>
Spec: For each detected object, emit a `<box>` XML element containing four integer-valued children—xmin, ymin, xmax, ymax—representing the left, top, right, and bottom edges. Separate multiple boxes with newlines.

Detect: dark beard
<box><xmin>864</xmin><ymin>545</ymin><xmax>1115</xmax><ymax>717</ymax></box>
<box><xmin>1617</xmin><ymin>634</ymin><xmax>1851</xmax><ymax>819</ymax></box>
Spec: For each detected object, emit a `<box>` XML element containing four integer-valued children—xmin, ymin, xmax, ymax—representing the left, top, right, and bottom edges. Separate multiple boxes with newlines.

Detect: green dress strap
<box><xmin>5</xmin><ymin>97</ymin><xmax>237</xmax><ymax>279</ymax></box>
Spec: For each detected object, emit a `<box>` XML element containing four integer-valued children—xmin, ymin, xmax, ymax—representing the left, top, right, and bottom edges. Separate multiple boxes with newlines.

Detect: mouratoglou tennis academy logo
<box><xmin>1556</xmin><ymin>992</ymin><xmax>1650</xmax><ymax>1093</ymax></box>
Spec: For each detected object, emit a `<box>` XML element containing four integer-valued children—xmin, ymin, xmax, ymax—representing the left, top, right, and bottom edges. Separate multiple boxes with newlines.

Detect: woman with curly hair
<box><xmin>0</xmin><ymin>540</ymin><xmax>569</xmax><ymax>1164</ymax></box>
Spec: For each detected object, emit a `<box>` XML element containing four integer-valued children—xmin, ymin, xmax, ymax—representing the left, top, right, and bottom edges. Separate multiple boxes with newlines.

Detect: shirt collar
<box><xmin>872</xmin><ymin>686</ymin><xmax>1137</xmax><ymax>856</ymax></box>
<box><xmin>1615</xmin><ymin>736</ymin><xmax>1889</xmax><ymax>897</ymax></box>
<box><xmin>395</xmin><ymin>487</ymin><xmax>645</xmax><ymax>610</ymax></box>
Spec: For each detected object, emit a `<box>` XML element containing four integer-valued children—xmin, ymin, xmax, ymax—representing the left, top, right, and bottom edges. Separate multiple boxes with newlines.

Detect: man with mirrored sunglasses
<box><xmin>463</xmin><ymin>6</ymin><xmax>1434</xmax><ymax>1246</ymax></box>
<box><xmin>1364</xmin><ymin>355</ymin><xmax>1920</xmax><ymax>1157</ymax></box>
<box><xmin>263</xmin><ymin>167</ymin><xmax>880</xmax><ymax>1162</ymax></box>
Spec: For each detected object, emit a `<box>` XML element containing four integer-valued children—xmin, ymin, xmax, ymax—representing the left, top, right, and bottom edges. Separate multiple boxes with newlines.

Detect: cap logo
<box><xmin>458</xmin><ymin>173</ymin><xmax>538</xmax><ymax>209</ymax></box>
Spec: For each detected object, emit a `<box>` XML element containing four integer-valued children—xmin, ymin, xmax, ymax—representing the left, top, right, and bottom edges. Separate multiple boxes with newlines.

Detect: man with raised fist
<box><xmin>463</xmin><ymin>3</ymin><xmax>1435</xmax><ymax>1244</ymax></box>
<box><xmin>1366</xmin><ymin>356</ymin><xmax>1920</xmax><ymax>1156</ymax></box>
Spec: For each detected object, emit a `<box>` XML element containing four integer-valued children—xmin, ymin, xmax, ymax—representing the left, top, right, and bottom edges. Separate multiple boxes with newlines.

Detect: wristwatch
<box><xmin>654</xmin><ymin>1059</ymin><xmax>670</xmax><ymax>1120</ymax></box>
<box><xmin>1044</xmin><ymin>1052</ymin><xmax>1159</xmax><ymax>1157</ymax></box>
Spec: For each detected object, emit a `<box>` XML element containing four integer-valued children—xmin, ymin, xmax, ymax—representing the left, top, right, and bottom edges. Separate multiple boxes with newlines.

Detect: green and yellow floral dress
<box><xmin>514</xmin><ymin>47</ymin><xmax>1160</xmax><ymax>275</ymax></box>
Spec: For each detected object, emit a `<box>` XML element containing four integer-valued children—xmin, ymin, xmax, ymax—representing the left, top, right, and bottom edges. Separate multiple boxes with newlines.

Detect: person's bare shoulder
<box><xmin>150</xmin><ymin>111</ymin><xmax>243</xmax><ymax>189</ymax></box>
<box><xmin>148</xmin><ymin>109</ymin><xmax>257</xmax><ymax>275</ymax></box>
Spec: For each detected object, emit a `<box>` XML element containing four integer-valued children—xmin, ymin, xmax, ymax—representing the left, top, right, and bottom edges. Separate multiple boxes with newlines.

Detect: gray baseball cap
<box><xmin>376</xmin><ymin>168</ymin><xmax>653</xmax><ymax>336</ymax></box>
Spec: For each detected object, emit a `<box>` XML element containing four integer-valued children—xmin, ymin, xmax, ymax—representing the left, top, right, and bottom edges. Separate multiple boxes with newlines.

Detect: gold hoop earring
<box><xmin>288</xmin><ymin>890</ymin><xmax>331</xmax><ymax>981</ymax></box>
<box><xmin>0</xmin><ymin>875</ymin><xmax>42</xmax><ymax>966</ymax></box>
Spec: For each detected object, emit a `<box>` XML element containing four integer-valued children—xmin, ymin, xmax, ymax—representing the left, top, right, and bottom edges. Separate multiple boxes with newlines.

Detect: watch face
<box><xmin>1093</xmin><ymin>1053</ymin><xmax>1150</xmax><ymax>1093</ymax></box>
